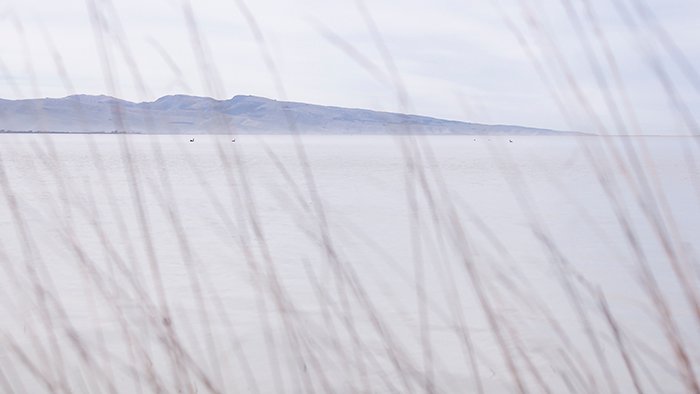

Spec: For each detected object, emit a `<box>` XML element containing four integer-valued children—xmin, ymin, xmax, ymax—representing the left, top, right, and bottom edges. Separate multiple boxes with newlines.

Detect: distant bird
<box><xmin>509</xmin><ymin>139</ymin><xmax>513</xmax><ymax>143</ymax></box>
<box><xmin>189</xmin><ymin>138</ymin><xmax>194</xmax><ymax>143</ymax></box>
<box><xmin>232</xmin><ymin>139</ymin><xmax>236</xmax><ymax>143</ymax></box>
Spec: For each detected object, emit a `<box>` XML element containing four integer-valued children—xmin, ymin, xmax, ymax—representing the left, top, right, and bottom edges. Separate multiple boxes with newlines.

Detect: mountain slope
<box><xmin>0</xmin><ymin>94</ymin><xmax>573</xmax><ymax>134</ymax></box>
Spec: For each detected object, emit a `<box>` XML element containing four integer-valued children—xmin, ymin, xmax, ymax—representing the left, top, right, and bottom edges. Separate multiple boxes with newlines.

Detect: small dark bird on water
<box><xmin>509</xmin><ymin>139</ymin><xmax>513</xmax><ymax>143</ymax></box>
<box><xmin>189</xmin><ymin>138</ymin><xmax>194</xmax><ymax>143</ymax></box>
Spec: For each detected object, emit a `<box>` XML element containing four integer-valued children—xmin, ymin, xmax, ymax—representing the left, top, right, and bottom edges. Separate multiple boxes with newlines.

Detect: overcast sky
<box><xmin>0</xmin><ymin>0</ymin><xmax>698</xmax><ymax>133</ymax></box>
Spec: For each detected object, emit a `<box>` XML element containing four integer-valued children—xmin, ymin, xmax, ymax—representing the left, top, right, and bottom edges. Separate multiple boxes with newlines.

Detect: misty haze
<box><xmin>0</xmin><ymin>0</ymin><xmax>699</xmax><ymax>393</ymax></box>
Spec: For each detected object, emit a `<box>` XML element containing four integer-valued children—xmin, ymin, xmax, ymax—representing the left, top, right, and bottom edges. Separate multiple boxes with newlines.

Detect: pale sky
<box><xmin>0</xmin><ymin>0</ymin><xmax>698</xmax><ymax>133</ymax></box>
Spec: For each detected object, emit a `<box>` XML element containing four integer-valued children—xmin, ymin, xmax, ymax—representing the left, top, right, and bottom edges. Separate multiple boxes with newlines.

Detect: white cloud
<box><xmin>0</xmin><ymin>0</ymin><xmax>698</xmax><ymax>133</ymax></box>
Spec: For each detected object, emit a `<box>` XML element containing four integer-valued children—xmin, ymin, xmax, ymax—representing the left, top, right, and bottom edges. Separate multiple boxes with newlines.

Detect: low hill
<box><xmin>0</xmin><ymin>94</ymin><xmax>576</xmax><ymax>135</ymax></box>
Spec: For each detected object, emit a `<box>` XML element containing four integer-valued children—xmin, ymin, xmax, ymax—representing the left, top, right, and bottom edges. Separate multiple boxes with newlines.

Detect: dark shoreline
<box><xmin>0</xmin><ymin>130</ymin><xmax>592</xmax><ymax>136</ymax></box>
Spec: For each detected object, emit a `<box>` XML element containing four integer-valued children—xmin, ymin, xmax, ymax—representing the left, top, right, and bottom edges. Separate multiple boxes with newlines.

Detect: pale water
<box><xmin>0</xmin><ymin>134</ymin><xmax>698</xmax><ymax>393</ymax></box>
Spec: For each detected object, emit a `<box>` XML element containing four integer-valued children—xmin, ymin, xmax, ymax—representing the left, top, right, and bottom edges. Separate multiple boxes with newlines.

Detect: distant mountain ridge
<box><xmin>0</xmin><ymin>94</ymin><xmax>574</xmax><ymax>135</ymax></box>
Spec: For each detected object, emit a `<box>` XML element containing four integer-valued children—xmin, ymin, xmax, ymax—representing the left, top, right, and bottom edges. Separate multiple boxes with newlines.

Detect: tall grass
<box><xmin>0</xmin><ymin>0</ymin><xmax>699</xmax><ymax>393</ymax></box>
